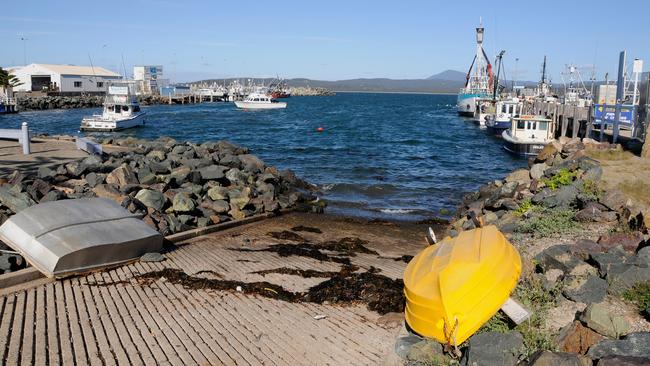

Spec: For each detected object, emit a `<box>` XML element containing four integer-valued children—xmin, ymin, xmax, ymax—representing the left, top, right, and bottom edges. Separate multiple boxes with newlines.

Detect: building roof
<box><xmin>30</xmin><ymin>63</ymin><xmax>121</xmax><ymax>77</ymax></box>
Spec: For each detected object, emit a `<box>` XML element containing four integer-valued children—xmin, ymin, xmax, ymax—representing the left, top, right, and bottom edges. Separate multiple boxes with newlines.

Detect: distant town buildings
<box><xmin>9</xmin><ymin>63</ymin><xmax>122</xmax><ymax>94</ymax></box>
<box><xmin>133</xmin><ymin>65</ymin><xmax>168</xmax><ymax>95</ymax></box>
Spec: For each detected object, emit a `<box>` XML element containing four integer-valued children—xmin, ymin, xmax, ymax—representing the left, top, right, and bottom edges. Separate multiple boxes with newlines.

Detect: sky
<box><xmin>1</xmin><ymin>0</ymin><xmax>649</xmax><ymax>83</ymax></box>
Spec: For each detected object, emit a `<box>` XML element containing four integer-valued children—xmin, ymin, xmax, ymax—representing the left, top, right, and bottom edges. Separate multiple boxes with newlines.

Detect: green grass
<box><xmin>513</xmin><ymin>198</ymin><xmax>534</xmax><ymax>217</ymax></box>
<box><xmin>542</xmin><ymin>169</ymin><xmax>577</xmax><ymax>190</ymax></box>
<box><xmin>476</xmin><ymin>274</ymin><xmax>559</xmax><ymax>359</ymax></box>
<box><xmin>622</xmin><ymin>281</ymin><xmax>650</xmax><ymax>313</ymax></box>
<box><xmin>579</xmin><ymin>179</ymin><xmax>603</xmax><ymax>201</ymax></box>
<box><xmin>516</xmin><ymin>208</ymin><xmax>579</xmax><ymax>238</ymax></box>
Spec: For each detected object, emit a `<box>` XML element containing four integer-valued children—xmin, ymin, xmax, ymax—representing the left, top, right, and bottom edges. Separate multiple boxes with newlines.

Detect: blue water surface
<box><xmin>1</xmin><ymin>93</ymin><xmax>526</xmax><ymax>220</ymax></box>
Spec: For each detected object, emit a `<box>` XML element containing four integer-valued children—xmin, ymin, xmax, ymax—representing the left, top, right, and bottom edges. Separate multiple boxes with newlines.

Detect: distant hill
<box><xmin>427</xmin><ymin>70</ymin><xmax>467</xmax><ymax>82</ymax></box>
<box><xmin>193</xmin><ymin>76</ymin><xmax>465</xmax><ymax>94</ymax></box>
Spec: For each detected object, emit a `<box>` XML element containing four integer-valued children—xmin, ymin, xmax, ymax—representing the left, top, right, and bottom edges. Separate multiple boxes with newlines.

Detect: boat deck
<box><xmin>0</xmin><ymin>213</ymin><xmax>422</xmax><ymax>365</ymax></box>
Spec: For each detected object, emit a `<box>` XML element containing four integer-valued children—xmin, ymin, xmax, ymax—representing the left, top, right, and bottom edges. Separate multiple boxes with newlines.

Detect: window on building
<box><xmin>74</xmin><ymin>81</ymin><xmax>82</xmax><ymax>88</ymax></box>
<box><xmin>97</xmin><ymin>82</ymin><xmax>104</xmax><ymax>88</ymax></box>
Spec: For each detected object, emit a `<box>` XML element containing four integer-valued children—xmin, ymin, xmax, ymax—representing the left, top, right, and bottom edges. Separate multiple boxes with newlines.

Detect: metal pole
<box><xmin>21</xmin><ymin>122</ymin><xmax>30</xmax><ymax>155</ymax></box>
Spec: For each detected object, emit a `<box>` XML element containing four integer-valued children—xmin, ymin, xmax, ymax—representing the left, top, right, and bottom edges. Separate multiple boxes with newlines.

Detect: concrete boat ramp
<box><xmin>0</xmin><ymin>213</ymin><xmax>427</xmax><ymax>365</ymax></box>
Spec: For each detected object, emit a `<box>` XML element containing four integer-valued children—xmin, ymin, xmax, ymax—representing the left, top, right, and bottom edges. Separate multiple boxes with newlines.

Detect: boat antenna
<box><xmin>541</xmin><ymin>56</ymin><xmax>547</xmax><ymax>85</ymax></box>
<box><xmin>493</xmin><ymin>50</ymin><xmax>505</xmax><ymax>100</ymax></box>
<box><xmin>121</xmin><ymin>53</ymin><xmax>127</xmax><ymax>80</ymax></box>
<box><xmin>87</xmin><ymin>52</ymin><xmax>98</xmax><ymax>95</ymax></box>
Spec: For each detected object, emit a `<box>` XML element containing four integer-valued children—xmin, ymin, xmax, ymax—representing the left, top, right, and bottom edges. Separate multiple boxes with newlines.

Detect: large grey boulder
<box><xmin>587</xmin><ymin>332</ymin><xmax>650</xmax><ymax>359</ymax></box>
<box><xmin>0</xmin><ymin>186</ymin><xmax>36</xmax><ymax>213</ymax></box>
<box><xmin>530</xmin><ymin>163</ymin><xmax>548</xmax><ymax>180</ymax></box>
<box><xmin>135</xmin><ymin>189</ymin><xmax>166</xmax><ymax>212</ymax></box>
<box><xmin>105</xmin><ymin>164</ymin><xmax>138</xmax><ymax>186</ymax></box>
<box><xmin>462</xmin><ymin>331</ymin><xmax>524</xmax><ymax>366</ymax></box>
<box><xmin>563</xmin><ymin>275</ymin><xmax>608</xmax><ymax>303</ymax></box>
<box><xmin>172</xmin><ymin>192</ymin><xmax>196</xmax><ymax>212</ymax></box>
<box><xmin>580</xmin><ymin>303</ymin><xmax>630</xmax><ymax>338</ymax></box>
<box><xmin>528</xmin><ymin>351</ymin><xmax>591</xmax><ymax>366</ymax></box>
<box><xmin>198</xmin><ymin>165</ymin><xmax>228</xmax><ymax>180</ymax></box>
<box><xmin>207</xmin><ymin>186</ymin><xmax>229</xmax><ymax>201</ymax></box>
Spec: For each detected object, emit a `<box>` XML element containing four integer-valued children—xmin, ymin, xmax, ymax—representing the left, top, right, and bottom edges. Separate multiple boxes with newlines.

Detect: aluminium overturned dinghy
<box><xmin>403</xmin><ymin>225</ymin><xmax>521</xmax><ymax>345</ymax></box>
<box><xmin>0</xmin><ymin>198</ymin><xmax>163</xmax><ymax>278</ymax></box>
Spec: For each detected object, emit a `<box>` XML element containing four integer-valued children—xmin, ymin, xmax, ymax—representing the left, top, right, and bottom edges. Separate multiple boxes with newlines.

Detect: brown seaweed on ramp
<box><xmin>291</xmin><ymin>225</ymin><xmax>323</xmax><ymax>234</ymax></box>
<box><xmin>267</xmin><ymin>230</ymin><xmax>306</xmax><ymax>241</ymax></box>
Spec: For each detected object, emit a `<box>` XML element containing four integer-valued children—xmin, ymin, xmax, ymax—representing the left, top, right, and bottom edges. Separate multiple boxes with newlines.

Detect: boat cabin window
<box><xmin>528</xmin><ymin>121</ymin><xmax>537</xmax><ymax>130</ymax></box>
<box><xmin>538</xmin><ymin>122</ymin><xmax>547</xmax><ymax>131</ymax></box>
<box><xmin>516</xmin><ymin>120</ymin><xmax>526</xmax><ymax>130</ymax></box>
<box><xmin>122</xmin><ymin>105</ymin><xmax>129</xmax><ymax>112</ymax></box>
<box><xmin>253</xmin><ymin>98</ymin><xmax>259</xmax><ymax>101</ymax></box>
<box><xmin>133</xmin><ymin>106</ymin><xmax>140</xmax><ymax>112</ymax></box>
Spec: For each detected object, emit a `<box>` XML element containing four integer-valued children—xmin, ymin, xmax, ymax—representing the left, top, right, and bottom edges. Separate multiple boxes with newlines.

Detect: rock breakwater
<box><xmin>17</xmin><ymin>95</ymin><xmax>168</xmax><ymax>111</ymax></box>
<box><xmin>0</xmin><ymin>137</ymin><xmax>323</xmax><ymax>238</ymax></box>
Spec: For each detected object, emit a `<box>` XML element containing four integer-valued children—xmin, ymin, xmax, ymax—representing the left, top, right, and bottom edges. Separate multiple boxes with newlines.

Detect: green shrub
<box><xmin>579</xmin><ymin>179</ymin><xmax>603</xmax><ymax>201</ymax></box>
<box><xmin>514</xmin><ymin>199</ymin><xmax>535</xmax><ymax>217</ymax></box>
<box><xmin>622</xmin><ymin>281</ymin><xmax>650</xmax><ymax>313</ymax></box>
<box><xmin>477</xmin><ymin>274</ymin><xmax>559</xmax><ymax>358</ymax></box>
<box><xmin>516</xmin><ymin>208</ymin><xmax>579</xmax><ymax>237</ymax></box>
<box><xmin>542</xmin><ymin>169</ymin><xmax>577</xmax><ymax>190</ymax></box>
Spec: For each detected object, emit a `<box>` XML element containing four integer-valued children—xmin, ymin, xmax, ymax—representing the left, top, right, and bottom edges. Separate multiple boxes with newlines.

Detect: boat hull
<box><xmin>235</xmin><ymin>101</ymin><xmax>287</xmax><ymax>110</ymax></box>
<box><xmin>485</xmin><ymin>120</ymin><xmax>511</xmax><ymax>136</ymax></box>
<box><xmin>457</xmin><ymin>93</ymin><xmax>487</xmax><ymax>116</ymax></box>
<box><xmin>80</xmin><ymin>112</ymin><xmax>146</xmax><ymax>132</ymax></box>
<box><xmin>501</xmin><ymin>130</ymin><xmax>548</xmax><ymax>156</ymax></box>
<box><xmin>403</xmin><ymin>226</ymin><xmax>521</xmax><ymax>344</ymax></box>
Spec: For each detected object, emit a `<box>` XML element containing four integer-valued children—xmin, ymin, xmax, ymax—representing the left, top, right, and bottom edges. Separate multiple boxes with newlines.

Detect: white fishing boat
<box><xmin>502</xmin><ymin>115</ymin><xmax>555</xmax><ymax>156</ymax></box>
<box><xmin>485</xmin><ymin>99</ymin><xmax>523</xmax><ymax>135</ymax></box>
<box><xmin>235</xmin><ymin>92</ymin><xmax>287</xmax><ymax>110</ymax></box>
<box><xmin>473</xmin><ymin>99</ymin><xmax>496</xmax><ymax>127</ymax></box>
<box><xmin>457</xmin><ymin>21</ymin><xmax>493</xmax><ymax>116</ymax></box>
<box><xmin>80</xmin><ymin>82</ymin><xmax>146</xmax><ymax>132</ymax></box>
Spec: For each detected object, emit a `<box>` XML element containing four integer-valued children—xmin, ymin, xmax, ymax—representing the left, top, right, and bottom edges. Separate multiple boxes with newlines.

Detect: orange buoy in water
<box><xmin>316</xmin><ymin>127</ymin><xmax>324</xmax><ymax>132</ymax></box>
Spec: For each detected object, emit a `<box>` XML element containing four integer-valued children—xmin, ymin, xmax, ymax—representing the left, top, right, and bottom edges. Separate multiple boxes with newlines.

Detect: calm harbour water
<box><xmin>1</xmin><ymin>93</ymin><xmax>526</xmax><ymax>221</ymax></box>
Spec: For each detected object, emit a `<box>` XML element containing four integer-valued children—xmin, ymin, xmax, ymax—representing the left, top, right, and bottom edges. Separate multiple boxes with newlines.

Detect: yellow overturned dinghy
<box><xmin>403</xmin><ymin>225</ymin><xmax>521</xmax><ymax>345</ymax></box>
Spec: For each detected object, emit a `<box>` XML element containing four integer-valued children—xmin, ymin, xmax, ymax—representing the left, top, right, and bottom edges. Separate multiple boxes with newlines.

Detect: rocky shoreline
<box><xmin>290</xmin><ymin>86</ymin><xmax>335</xmax><ymax>96</ymax></box>
<box><xmin>16</xmin><ymin>89</ymin><xmax>334</xmax><ymax>111</ymax></box>
<box><xmin>16</xmin><ymin>95</ymin><xmax>169</xmax><ymax>111</ymax></box>
<box><xmin>402</xmin><ymin>137</ymin><xmax>650</xmax><ymax>365</ymax></box>
<box><xmin>0</xmin><ymin>136</ymin><xmax>323</xmax><ymax>262</ymax></box>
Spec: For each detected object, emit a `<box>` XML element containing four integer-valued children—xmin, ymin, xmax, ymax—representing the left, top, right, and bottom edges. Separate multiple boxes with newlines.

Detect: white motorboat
<box><xmin>235</xmin><ymin>92</ymin><xmax>287</xmax><ymax>110</ymax></box>
<box><xmin>80</xmin><ymin>83</ymin><xmax>146</xmax><ymax>132</ymax></box>
<box><xmin>502</xmin><ymin>115</ymin><xmax>555</xmax><ymax>156</ymax></box>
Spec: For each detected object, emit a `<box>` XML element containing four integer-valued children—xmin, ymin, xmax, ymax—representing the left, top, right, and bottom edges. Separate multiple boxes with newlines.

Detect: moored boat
<box><xmin>235</xmin><ymin>92</ymin><xmax>287</xmax><ymax>110</ymax></box>
<box><xmin>485</xmin><ymin>99</ymin><xmax>523</xmax><ymax>135</ymax></box>
<box><xmin>457</xmin><ymin>22</ymin><xmax>493</xmax><ymax>116</ymax></box>
<box><xmin>80</xmin><ymin>82</ymin><xmax>146</xmax><ymax>132</ymax></box>
<box><xmin>502</xmin><ymin>115</ymin><xmax>555</xmax><ymax>156</ymax></box>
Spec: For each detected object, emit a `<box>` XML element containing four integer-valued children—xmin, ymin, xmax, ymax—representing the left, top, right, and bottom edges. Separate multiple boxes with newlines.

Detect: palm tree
<box><xmin>0</xmin><ymin>67</ymin><xmax>23</xmax><ymax>88</ymax></box>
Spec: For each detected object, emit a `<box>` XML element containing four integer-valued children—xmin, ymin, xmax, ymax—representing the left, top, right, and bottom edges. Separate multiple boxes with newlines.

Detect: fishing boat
<box><xmin>485</xmin><ymin>99</ymin><xmax>523</xmax><ymax>135</ymax></box>
<box><xmin>80</xmin><ymin>82</ymin><xmax>146</xmax><ymax>132</ymax></box>
<box><xmin>502</xmin><ymin>115</ymin><xmax>555</xmax><ymax>156</ymax></box>
<box><xmin>235</xmin><ymin>92</ymin><xmax>287</xmax><ymax>110</ymax></box>
<box><xmin>473</xmin><ymin>98</ymin><xmax>496</xmax><ymax>127</ymax></box>
<box><xmin>270</xmin><ymin>79</ymin><xmax>292</xmax><ymax>98</ymax></box>
<box><xmin>457</xmin><ymin>22</ymin><xmax>493</xmax><ymax>116</ymax></box>
<box><xmin>403</xmin><ymin>225</ymin><xmax>521</xmax><ymax>345</ymax></box>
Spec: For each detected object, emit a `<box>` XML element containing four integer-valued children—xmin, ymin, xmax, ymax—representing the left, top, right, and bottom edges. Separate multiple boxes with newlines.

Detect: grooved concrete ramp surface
<box><xmin>0</xmin><ymin>213</ymin><xmax>423</xmax><ymax>365</ymax></box>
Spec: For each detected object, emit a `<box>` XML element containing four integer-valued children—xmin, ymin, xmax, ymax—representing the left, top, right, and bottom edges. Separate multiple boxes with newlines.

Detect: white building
<box><xmin>10</xmin><ymin>63</ymin><xmax>122</xmax><ymax>94</ymax></box>
<box><xmin>133</xmin><ymin>65</ymin><xmax>168</xmax><ymax>95</ymax></box>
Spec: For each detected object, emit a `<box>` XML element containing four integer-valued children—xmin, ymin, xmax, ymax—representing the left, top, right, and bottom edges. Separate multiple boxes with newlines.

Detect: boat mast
<box><xmin>493</xmin><ymin>50</ymin><xmax>505</xmax><ymax>100</ymax></box>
